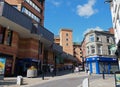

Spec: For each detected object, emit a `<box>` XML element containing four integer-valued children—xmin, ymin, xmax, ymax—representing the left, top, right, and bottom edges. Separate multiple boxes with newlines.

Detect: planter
<box><xmin>27</xmin><ymin>69</ymin><xmax>37</xmax><ymax>78</ymax></box>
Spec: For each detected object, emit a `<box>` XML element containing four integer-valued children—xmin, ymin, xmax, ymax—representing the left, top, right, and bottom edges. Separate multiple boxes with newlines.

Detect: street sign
<box><xmin>0</xmin><ymin>58</ymin><xmax>6</xmax><ymax>80</ymax></box>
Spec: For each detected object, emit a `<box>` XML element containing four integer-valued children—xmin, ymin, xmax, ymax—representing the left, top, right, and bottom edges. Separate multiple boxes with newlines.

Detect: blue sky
<box><xmin>44</xmin><ymin>0</ymin><xmax>112</xmax><ymax>42</ymax></box>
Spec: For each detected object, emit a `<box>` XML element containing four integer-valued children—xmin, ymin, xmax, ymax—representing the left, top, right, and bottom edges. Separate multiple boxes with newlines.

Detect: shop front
<box><xmin>16</xmin><ymin>58</ymin><xmax>41</xmax><ymax>76</ymax></box>
<box><xmin>86</xmin><ymin>56</ymin><xmax>119</xmax><ymax>74</ymax></box>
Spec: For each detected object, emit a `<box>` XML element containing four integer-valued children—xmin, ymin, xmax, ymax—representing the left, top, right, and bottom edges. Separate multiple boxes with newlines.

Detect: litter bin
<box><xmin>17</xmin><ymin>76</ymin><xmax>23</xmax><ymax>85</ymax></box>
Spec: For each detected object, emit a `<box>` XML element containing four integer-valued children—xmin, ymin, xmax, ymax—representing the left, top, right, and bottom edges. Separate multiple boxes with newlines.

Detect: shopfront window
<box><xmin>5</xmin><ymin>58</ymin><xmax>13</xmax><ymax>76</ymax></box>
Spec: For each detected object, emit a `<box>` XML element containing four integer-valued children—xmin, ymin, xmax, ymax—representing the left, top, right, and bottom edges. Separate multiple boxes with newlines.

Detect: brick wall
<box><xmin>18</xmin><ymin>38</ymin><xmax>39</xmax><ymax>59</ymax></box>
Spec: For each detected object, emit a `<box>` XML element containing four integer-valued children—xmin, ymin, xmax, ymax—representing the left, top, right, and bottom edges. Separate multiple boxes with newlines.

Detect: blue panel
<box><xmin>96</xmin><ymin>61</ymin><xmax>99</xmax><ymax>74</ymax></box>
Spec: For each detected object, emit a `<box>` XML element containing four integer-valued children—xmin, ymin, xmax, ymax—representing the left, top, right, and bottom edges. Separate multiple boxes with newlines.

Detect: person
<box><xmin>86</xmin><ymin>66</ymin><xmax>89</xmax><ymax>73</ymax></box>
<box><xmin>50</xmin><ymin>66</ymin><xmax>54</xmax><ymax>77</ymax></box>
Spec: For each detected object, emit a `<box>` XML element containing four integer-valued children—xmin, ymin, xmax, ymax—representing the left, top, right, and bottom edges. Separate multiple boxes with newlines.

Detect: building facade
<box><xmin>108</xmin><ymin>0</ymin><xmax>120</xmax><ymax>68</ymax></box>
<box><xmin>73</xmin><ymin>42</ymin><xmax>82</xmax><ymax>63</ymax></box>
<box><xmin>0</xmin><ymin>0</ymin><xmax>64</xmax><ymax>76</ymax></box>
<box><xmin>54</xmin><ymin>29</ymin><xmax>78</xmax><ymax>70</ymax></box>
<box><xmin>83</xmin><ymin>30</ymin><xmax>118</xmax><ymax>74</ymax></box>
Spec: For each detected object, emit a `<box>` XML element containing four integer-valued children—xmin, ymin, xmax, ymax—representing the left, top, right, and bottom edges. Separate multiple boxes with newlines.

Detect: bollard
<box><xmin>17</xmin><ymin>76</ymin><xmax>23</xmax><ymax>85</ymax></box>
<box><xmin>88</xmin><ymin>71</ymin><xmax>91</xmax><ymax>75</ymax></box>
<box><xmin>102</xmin><ymin>71</ymin><xmax>105</xmax><ymax>79</ymax></box>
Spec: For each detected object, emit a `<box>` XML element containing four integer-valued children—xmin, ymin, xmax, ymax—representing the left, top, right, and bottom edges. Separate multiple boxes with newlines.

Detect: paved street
<box><xmin>0</xmin><ymin>71</ymin><xmax>115</xmax><ymax>87</ymax></box>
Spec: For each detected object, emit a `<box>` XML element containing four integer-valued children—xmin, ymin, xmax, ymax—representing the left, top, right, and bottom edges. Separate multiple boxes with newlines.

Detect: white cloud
<box><xmin>83</xmin><ymin>26</ymin><xmax>103</xmax><ymax>35</ymax></box>
<box><xmin>51</xmin><ymin>0</ymin><xmax>61</xmax><ymax>7</ymax></box>
<box><xmin>76</xmin><ymin>0</ymin><xmax>98</xmax><ymax>18</ymax></box>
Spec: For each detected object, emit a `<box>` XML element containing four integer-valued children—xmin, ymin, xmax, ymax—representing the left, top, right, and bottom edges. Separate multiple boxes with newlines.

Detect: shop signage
<box><xmin>0</xmin><ymin>58</ymin><xmax>6</xmax><ymax>80</ymax></box>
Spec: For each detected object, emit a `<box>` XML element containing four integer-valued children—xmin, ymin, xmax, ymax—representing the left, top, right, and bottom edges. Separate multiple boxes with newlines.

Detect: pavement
<box><xmin>0</xmin><ymin>71</ymin><xmax>115</xmax><ymax>87</ymax></box>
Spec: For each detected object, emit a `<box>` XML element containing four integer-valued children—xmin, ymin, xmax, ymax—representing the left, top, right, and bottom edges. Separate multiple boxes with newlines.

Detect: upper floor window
<box><xmin>21</xmin><ymin>7</ymin><xmax>40</xmax><ymax>23</ymax></box>
<box><xmin>89</xmin><ymin>34</ymin><xmax>94</xmax><ymax>42</ymax></box>
<box><xmin>66</xmin><ymin>33</ymin><xmax>68</xmax><ymax>36</ymax></box>
<box><xmin>87</xmin><ymin>46</ymin><xmax>90</xmax><ymax>55</ymax></box>
<box><xmin>66</xmin><ymin>38</ymin><xmax>68</xmax><ymax>41</ymax></box>
<box><xmin>98</xmin><ymin>45</ymin><xmax>102</xmax><ymax>54</ymax></box>
<box><xmin>0</xmin><ymin>27</ymin><xmax>5</xmax><ymax>44</ymax></box>
<box><xmin>107</xmin><ymin>37</ymin><xmax>110</xmax><ymax>43</ymax></box>
<box><xmin>96</xmin><ymin>36</ymin><xmax>101</xmax><ymax>42</ymax></box>
<box><xmin>91</xmin><ymin>45</ymin><xmax>95</xmax><ymax>54</ymax></box>
<box><xmin>66</xmin><ymin>43</ymin><xmax>68</xmax><ymax>46</ymax></box>
<box><xmin>6</xmin><ymin>30</ymin><xmax>13</xmax><ymax>46</ymax></box>
<box><xmin>25</xmin><ymin>0</ymin><xmax>41</xmax><ymax>13</ymax></box>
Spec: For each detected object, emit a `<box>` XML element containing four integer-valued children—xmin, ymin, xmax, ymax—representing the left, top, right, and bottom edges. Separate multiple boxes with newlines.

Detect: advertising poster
<box><xmin>115</xmin><ymin>74</ymin><xmax>120</xmax><ymax>87</ymax></box>
<box><xmin>0</xmin><ymin>58</ymin><xmax>6</xmax><ymax>80</ymax></box>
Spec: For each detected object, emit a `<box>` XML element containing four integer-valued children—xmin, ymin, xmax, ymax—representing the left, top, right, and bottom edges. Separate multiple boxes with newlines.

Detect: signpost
<box><xmin>0</xmin><ymin>58</ymin><xmax>6</xmax><ymax>80</ymax></box>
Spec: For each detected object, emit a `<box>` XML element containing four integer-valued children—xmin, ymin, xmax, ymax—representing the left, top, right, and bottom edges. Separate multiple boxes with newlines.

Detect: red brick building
<box><xmin>0</xmin><ymin>0</ymin><xmax>63</xmax><ymax>76</ymax></box>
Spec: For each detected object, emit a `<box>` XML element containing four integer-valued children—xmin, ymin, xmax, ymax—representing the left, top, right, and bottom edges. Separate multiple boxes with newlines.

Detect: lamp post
<box><xmin>54</xmin><ymin>55</ymin><xmax>57</xmax><ymax>76</ymax></box>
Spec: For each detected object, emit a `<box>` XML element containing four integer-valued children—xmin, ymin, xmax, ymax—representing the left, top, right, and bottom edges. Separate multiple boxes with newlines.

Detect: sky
<box><xmin>44</xmin><ymin>0</ymin><xmax>112</xmax><ymax>42</ymax></box>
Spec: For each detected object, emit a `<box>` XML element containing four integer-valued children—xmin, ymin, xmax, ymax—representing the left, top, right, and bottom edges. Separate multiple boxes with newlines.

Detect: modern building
<box><xmin>82</xmin><ymin>29</ymin><xmax>118</xmax><ymax>74</ymax></box>
<box><xmin>0</xmin><ymin>0</ymin><xmax>63</xmax><ymax>76</ymax></box>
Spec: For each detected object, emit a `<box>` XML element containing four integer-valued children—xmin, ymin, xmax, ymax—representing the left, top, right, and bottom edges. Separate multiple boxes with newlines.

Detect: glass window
<box><xmin>87</xmin><ymin>46</ymin><xmax>90</xmax><ymax>55</ymax></box>
<box><xmin>0</xmin><ymin>27</ymin><xmax>5</xmax><ymax>44</ymax></box>
<box><xmin>66</xmin><ymin>38</ymin><xmax>68</xmax><ymax>41</ymax></box>
<box><xmin>89</xmin><ymin>34</ymin><xmax>94</xmax><ymax>42</ymax></box>
<box><xmin>6</xmin><ymin>30</ymin><xmax>13</xmax><ymax>46</ymax></box>
<box><xmin>66</xmin><ymin>43</ymin><xmax>68</xmax><ymax>46</ymax></box>
<box><xmin>91</xmin><ymin>45</ymin><xmax>95</xmax><ymax>54</ymax></box>
<box><xmin>66</xmin><ymin>33</ymin><xmax>68</xmax><ymax>36</ymax></box>
<box><xmin>107</xmin><ymin>37</ymin><xmax>110</xmax><ymax>43</ymax></box>
<box><xmin>98</xmin><ymin>45</ymin><xmax>102</xmax><ymax>54</ymax></box>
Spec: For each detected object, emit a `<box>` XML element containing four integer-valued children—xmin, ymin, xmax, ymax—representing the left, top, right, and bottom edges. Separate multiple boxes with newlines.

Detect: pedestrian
<box><xmin>50</xmin><ymin>66</ymin><xmax>54</xmax><ymax>77</ymax></box>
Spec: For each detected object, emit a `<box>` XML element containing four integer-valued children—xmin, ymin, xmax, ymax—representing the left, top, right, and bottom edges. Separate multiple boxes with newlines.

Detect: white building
<box><xmin>110</xmin><ymin>0</ymin><xmax>120</xmax><ymax>44</ymax></box>
<box><xmin>107</xmin><ymin>0</ymin><xmax>120</xmax><ymax>68</ymax></box>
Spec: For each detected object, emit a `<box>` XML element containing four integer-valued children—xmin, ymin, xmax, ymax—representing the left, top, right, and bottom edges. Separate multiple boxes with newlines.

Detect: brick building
<box><xmin>0</xmin><ymin>0</ymin><xmax>63</xmax><ymax>76</ymax></box>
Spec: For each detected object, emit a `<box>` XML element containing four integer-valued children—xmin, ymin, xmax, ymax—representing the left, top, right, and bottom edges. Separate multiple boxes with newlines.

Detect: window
<box><xmin>107</xmin><ymin>37</ymin><xmax>110</xmax><ymax>43</ymax></box>
<box><xmin>91</xmin><ymin>45</ymin><xmax>95</xmax><ymax>54</ymax></box>
<box><xmin>21</xmin><ymin>7</ymin><xmax>40</xmax><ymax>23</ymax></box>
<box><xmin>98</xmin><ymin>45</ymin><xmax>102</xmax><ymax>54</ymax></box>
<box><xmin>66</xmin><ymin>43</ymin><xmax>68</xmax><ymax>46</ymax></box>
<box><xmin>0</xmin><ymin>27</ymin><xmax>5</xmax><ymax>44</ymax></box>
<box><xmin>87</xmin><ymin>46</ymin><xmax>90</xmax><ymax>55</ymax></box>
<box><xmin>89</xmin><ymin>34</ymin><xmax>94</xmax><ymax>42</ymax></box>
<box><xmin>96</xmin><ymin>36</ymin><xmax>101</xmax><ymax>42</ymax></box>
<box><xmin>66</xmin><ymin>33</ymin><xmax>68</xmax><ymax>36</ymax></box>
<box><xmin>66</xmin><ymin>38</ymin><xmax>68</xmax><ymax>41</ymax></box>
<box><xmin>108</xmin><ymin>45</ymin><xmax>111</xmax><ymax>55</ymax></box>
<box><xmin>6</xmin><ymin>30</ymin><xmax>13</xmax><ymax>46</ymax></box>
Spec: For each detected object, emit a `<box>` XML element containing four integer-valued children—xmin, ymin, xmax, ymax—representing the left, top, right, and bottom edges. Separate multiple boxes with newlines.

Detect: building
<box><xmin>54</xmin><ymin>29</ymin><xmax>78</xmax><ymax>70</ymax></box>
<box><xmin>73</xmin><ymin>42</ymin><xmax>82</xmax><ymax>63</ymax></box>
<box><xmin>5</xmin><ymin>0</ymin><xmax>45</xmax><ymax>26</ymax></box>
<box><xmin>0</xmin><ymin>0</ymin><xmax>63</xmax><ymax>76</ymax></box>
<box><xmin>73</xmin><ymin>42</ymin><xmax>84</xmax><ymax>70</ymax></box>
<box><xmin>107</xmin><ymin>0</ymin><xmax>120</xmax><ymax>68</ymax></box>
<box><xmin>82</xmin><ymin>29</ymin><xmax>118</xmax><ymax>74</ymax></box>
<box><xmin>59</xmin><ymin>29</ymin><xmax>73</xmax><ymax>55</ymax></box>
